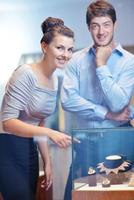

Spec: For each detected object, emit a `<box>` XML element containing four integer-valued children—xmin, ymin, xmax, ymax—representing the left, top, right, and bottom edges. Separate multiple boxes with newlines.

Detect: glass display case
<box><xmin>72</xmin><ymin>127</ymin><xmax>134</xmax><ymax>200</ymax></box>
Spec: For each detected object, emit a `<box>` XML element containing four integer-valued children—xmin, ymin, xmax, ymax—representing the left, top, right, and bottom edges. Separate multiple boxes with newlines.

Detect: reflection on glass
<box><xmin>72</xmin><ymin>128</ymin><xmax>134</xmax><ymax>190</ymax></box>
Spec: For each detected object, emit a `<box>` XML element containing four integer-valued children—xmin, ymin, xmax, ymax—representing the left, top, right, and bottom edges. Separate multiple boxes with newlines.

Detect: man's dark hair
<box><xmin>86</xmin><ymin>0</ymin><xmax>116</xmax><ymax>26</ymax></box>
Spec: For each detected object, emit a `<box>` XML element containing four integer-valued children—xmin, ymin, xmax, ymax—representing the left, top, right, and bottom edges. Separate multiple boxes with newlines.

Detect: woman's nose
<box><xmin>63</xmin><ymin>50</ymin><xmax>69</xmax><ymax>57</ymax></box>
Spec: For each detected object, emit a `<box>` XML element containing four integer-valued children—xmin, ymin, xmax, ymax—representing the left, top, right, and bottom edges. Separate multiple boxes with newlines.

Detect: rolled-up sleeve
<box><xmin>61</xmin><ymin>60</ymin><xmax>108</xmax><ymax>120</ymax></box>
<box><xmin>1</xmin><ymin>67</ymin><xmax>34</xmax><ymax>121</ymax></box>
<box><xmin>96</xmin><ymin>57</ymin><xmax>134</xmax><ymax>112</ymax></box>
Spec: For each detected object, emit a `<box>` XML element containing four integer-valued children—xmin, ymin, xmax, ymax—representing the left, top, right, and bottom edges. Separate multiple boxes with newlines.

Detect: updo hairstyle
<box><xmin>40</xmin><ymin>17</ymin><xmax>74</xmax><ymax>44</ymax></box>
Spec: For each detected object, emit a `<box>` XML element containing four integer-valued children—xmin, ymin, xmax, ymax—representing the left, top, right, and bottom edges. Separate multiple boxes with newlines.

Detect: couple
<box><xmin>0</xmin><ymin>0</ymin><xmax>134</xmax><ymax>200</ymax></box>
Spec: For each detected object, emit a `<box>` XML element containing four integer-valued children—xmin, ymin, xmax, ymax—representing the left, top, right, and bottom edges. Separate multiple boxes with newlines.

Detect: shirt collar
<box><xmin>89</xmin><ymin>46</ymin><xmax>96</xmax><ymax>55</ymax></box>
<box><xmin>88</xmin><ymin>44</ymin><xmax>124</xmax><ymax>56</ymax></box>
<box><xmin>114</xmin><ymin>44</ymin><xmax>124</xmax><ymax>56</ymax></box>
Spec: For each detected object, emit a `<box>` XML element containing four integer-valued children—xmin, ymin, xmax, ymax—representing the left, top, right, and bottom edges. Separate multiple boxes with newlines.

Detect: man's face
<box><xmin>89</xmin><ymin>16</ymin><xmax>116</xmax><ymax>47</ymax></box>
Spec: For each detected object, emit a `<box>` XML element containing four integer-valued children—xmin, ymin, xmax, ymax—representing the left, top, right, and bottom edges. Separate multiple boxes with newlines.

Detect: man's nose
<box><xmin>98</xmin><ymin>26</ymin><xmax>104</xmax><ymax>34</ymax></box>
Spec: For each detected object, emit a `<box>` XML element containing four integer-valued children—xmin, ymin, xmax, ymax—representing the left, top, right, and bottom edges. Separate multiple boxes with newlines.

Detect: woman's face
<box><xmin>43</xmin><ymin>34</ymin><xmax>74</xmax><ymax>69</ymax></box>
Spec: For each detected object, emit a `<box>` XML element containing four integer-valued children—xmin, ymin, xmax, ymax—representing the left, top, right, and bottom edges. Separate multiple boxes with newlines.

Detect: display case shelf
<box><xmin>72</xmin><ymin>128</ymin><xmax>134</xmax><ymax>200</ymax></box>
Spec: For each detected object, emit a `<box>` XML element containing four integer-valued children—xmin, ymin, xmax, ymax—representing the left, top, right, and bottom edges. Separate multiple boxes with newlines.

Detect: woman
<box><xmin>0</xmin><ymin>17</ymin><xmax>74</xmax><ymax>200</ymax></box>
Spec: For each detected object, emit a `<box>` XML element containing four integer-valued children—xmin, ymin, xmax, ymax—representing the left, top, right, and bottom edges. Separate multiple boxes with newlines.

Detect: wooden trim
<box><xmin>0</xmin><ymin>193</ymin><xmax>3</xmax><ymax>200</ymax></box>
<box><xmin>36</xmin><ymin>175</ymin><xmax>53</xmax><ymax>200</ymax></box>
<box><xmin>72</xmin><ymin>190</ymin><xmax>134</xmax><ymax>200</ymax></box>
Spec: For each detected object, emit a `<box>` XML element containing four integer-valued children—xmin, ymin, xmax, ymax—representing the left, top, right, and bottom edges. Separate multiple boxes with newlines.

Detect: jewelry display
<box><xmin>97</xmin><ymin>155</ymin><xmax>130</xmax><ymax>184</ymax></box>
<box><xmin>102</xmin><ymin>178</ymin><xmax>111</xmax><ymax>187</ymax></box>
<box><xmin>88</xmin><ymin>167</ymin><xmax>97</xmax><ymax>186</ymax></box>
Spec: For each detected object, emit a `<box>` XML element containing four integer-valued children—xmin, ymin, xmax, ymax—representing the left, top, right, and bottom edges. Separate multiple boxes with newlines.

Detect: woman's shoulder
<box><xmin>9</xmin><ymin>64</ymin><xmax>37</xmax><ymax>86</ymax></box>
<box><xmin>13</xmin><ymin>64</ymin><xmax>36</xmax><ymax>77</ymax></box>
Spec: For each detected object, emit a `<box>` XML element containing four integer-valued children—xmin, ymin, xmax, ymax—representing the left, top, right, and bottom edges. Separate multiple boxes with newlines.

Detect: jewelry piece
<box><xmin>88</xmin><ymin>167</ymin><xmax>97</xmax><ymax>186</ymax></box>
<box><xmin>102</xmin><ymin>178</ymin><xmax>111</xmax><ymax>187</ymax></box>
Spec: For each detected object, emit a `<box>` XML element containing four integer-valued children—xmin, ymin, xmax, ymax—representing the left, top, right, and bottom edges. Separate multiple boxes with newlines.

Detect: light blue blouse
<box><xmin>61</xmin><ymin>44</ymin><xmax>134</xmax><ymax>128</ymax></box>
<box><xmin>1</xmin><ymin>65</ymin><xmax>58</xmax><ymax>132</ymax></box>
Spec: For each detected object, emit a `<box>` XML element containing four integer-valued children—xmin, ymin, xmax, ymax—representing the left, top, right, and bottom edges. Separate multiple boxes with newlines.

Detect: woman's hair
<box><xmin>40</xmin><ymin>17</ymin><xmax>74</xmax><ymax>44</ymax></box>
<box><xmin>86</xmin><ymin>0</ymin><xmax>116</xmax><ymax>26</ymax></box>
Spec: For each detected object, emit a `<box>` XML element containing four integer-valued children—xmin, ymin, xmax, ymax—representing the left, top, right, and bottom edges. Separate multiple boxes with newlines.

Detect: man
<box><xmin>61</xmin><ymin>0</ymin><xmax>134</xmax><ymax>199</ymax></box>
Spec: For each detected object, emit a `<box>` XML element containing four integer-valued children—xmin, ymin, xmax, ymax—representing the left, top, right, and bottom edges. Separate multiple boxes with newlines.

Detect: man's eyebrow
<box><xmin>91</xmin><ymin>20</ymin><xmax>112</xmax><ymax>25</ymax></box>
<box><xmin>103</xmin><ymin>20</ymin><xmax>112</xmax><ymax>23</ymax></box>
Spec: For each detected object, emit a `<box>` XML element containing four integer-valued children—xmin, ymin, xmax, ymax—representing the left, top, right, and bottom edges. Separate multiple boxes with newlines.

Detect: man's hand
<box><xmin>96</xmin><ymin>46</ymin><xmax>112</xmax><ymax>67</ymax></box>
<box><xmin>105</xmin><ymin>107</ymin><xmax>130</xmax><ymax>122</ymax></box>
<box><xmin>130</xmin><ymin>119</ymin><xmax>134</xmax><ymax>127</ymax></box>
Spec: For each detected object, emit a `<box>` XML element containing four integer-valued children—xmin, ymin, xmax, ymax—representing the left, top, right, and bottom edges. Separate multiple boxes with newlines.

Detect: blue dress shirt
<box><xmin>61</xmin><ymin>44</ymin><xmax>134</xmax><ymax>128</ymax></box>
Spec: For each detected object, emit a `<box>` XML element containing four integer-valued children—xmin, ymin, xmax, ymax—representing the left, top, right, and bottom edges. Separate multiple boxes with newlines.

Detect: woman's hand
<box><xmin>41</xmin><ymin>163</ymin><xmax>53</xmax><ymax>191</ymax></box>
<box><xmin>50</xmin><ymin>131</ymin><xmax>72</xmax><ymax>148</ymax></box>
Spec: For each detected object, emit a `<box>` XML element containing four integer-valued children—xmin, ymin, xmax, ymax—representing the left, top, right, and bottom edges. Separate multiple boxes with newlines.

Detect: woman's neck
<box><xmin>36</xmin><ymin>59</ymin><xmax>55</xmax><ymax>79</ymax></box>
<box><xmin>30</xmin><ymin>59</ymin><xmax>55</xmax><ymax>89</ymax></box>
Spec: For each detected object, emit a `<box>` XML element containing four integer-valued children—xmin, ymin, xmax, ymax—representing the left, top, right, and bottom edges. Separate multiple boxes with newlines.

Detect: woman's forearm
<box><xmin>2</xmin><ymin>118</ymin><xmax>72</xmax><ymax>148</ymax></box>
<box><xmin>2</xmin><ymin>118</ymin><xmax>54</xmax><ymax>138</ymax></box>
<box><xmin>38</xmin><ymin>140</ymin><xmax>51</xmax><ymax>166</ymax></box>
